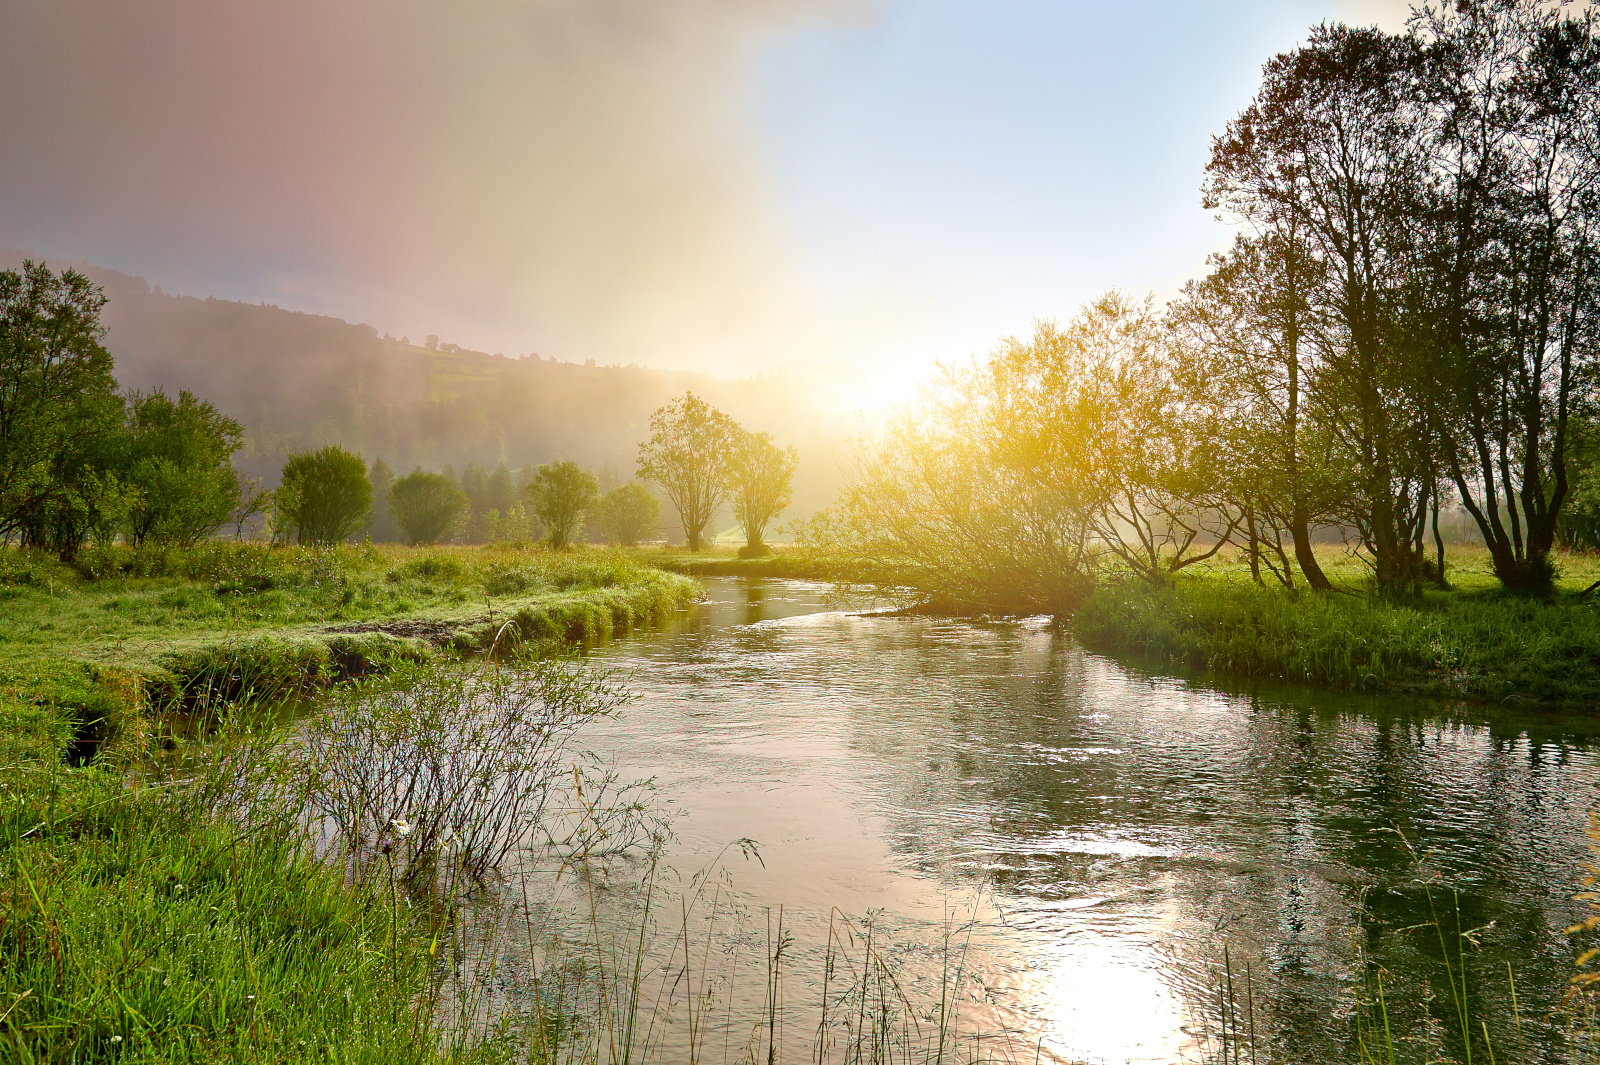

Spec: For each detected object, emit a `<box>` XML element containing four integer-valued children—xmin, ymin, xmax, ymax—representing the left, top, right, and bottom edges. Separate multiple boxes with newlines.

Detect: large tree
<box><xmin>1172</xmin><ymin>234</ymin><xmax>1338</xmax><ymax>590</ymax></box>
<box><xmin>1207</xmin><ymin>24</ymin><xmax>1439</xmax><ymax>594</ymax></box>
<box><xmin>0</xmin><ymin>261</ymin><xmax>121</xmax><ymax>552</ymax></box>
<box><xmin>1408</xmin><ymin>1</ymin><xmax>1600</xmax><ymax>591</ymax></box>
<box><xmin>727</xmin><ymin>431</ymin><xmax>798</xmax><ymax>557</ymax></box>
<box><xmin>636</xmin><ymin>393</ymin><xmax>740</xmax><ymax>552</ymax></box>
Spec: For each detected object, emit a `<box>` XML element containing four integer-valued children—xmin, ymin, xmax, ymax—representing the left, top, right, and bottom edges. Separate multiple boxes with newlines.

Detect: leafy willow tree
<box><xmin>1406</xmin><ymin>1</ymin><xmax>1600</xmax><ymax>591</ymax></box>
<box><xmin>0</xmin><ymin>261</ymin><xmax>123</xmax><ymax>557</ymax></box>
<box><xmin>1066</xmin><ymin>294</ymin><xmax>1241</xmax><ymax>585</ymax></box>
<box><xmin>834</xmin><ymin>322</ymin><xmax>1100</xmax><ymax>614</ymax></box>
<box><xmin>119</xmin><ymin>389</ymin><xmax>245</xmax><ymax>546</ymax></box>
<box><xmin>388</xmin><ymin>470</ymin><xmax>467</xmax><ymax>545</ymax></box>
<box><xmin>728</xmin><ymin>431</ymin><xmax>798</xmax><ymax>557</ymax></box>
<box><xmin>1171</xmin><ymin>234</ymin><xmax>1338</xmax><ymax>590</ymax></box>
<box><xmin>636</xmin><ymin>392</ymin><xmax>740</xmax><ymax>552</ymax></box>
<box><xmin>278</xmin><ymin>445</ymin><xmax>371</xmax><ymax>544</ymax></box>
<box><xmin>1206</xmin><ymin>23</ymin><xmax>1439</xmax><ymax>594</ymax></box>
<box><xmin>527</xmin><ymin>461</ymin><xmax>598</xmax><ymax>549</ymax></box>
<box><xmin>1205</xmin><ymin>1</ymin><xmax>1600</xmax><ymax>594</ymax></box>
<box><xmin>595</xmin><ymin>482</ymin><xmax>660</xmax><ymax>546</ymax></box>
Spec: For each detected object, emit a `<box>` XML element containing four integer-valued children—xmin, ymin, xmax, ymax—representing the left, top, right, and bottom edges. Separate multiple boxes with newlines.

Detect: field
<box><xmin>0</xmin><ymin>541</ymin><xmax>698</xmax><ymax>1063</ymax></box>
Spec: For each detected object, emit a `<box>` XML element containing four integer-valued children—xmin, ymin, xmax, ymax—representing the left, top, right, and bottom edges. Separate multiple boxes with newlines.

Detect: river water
<box><xmin>526</xmin><ymin>577</ymin><xmax>1600</xmax><ymax>1063</ymax></box>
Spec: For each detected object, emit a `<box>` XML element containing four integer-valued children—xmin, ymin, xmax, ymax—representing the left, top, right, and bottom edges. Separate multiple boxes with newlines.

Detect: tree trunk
<box><xmin>1245</xmin><ymin>504</ymin><xmax>1263</xmax><ymax>586</ymax></box>
<box><xmin>1290</xmin><ymin>501</ymin><xmax>1334</xmax><ymax>591</ymax></box>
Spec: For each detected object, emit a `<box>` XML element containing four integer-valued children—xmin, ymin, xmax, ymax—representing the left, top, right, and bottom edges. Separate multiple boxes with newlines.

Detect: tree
<box><xmin>278</xmin><ymin>445</ymin><xmax>371</xmax><ymax>544</ymax></box>
<box><xmin>486</xmin><ymin>461</ymin><xmax>517</xmax><ymax>513</ymax></box>
<box><xmin>594</xmin><ymin>483</ymin><xmax>661</xmax><ymax>546</ymax></box>
<box><xmin>366</xmin><ymin>458</ymin><xmax>401</xmax><ymax>542</ymax></box>
<box><xmin>636</xmin><ymin>392</ymin><xmax>740</xmax><ymax>551</ymax></box>
<box><xmin>0</xmin><ymin>261</ymin><xmax>122</xmax><ymax>553</ymax></box>
<box><xmin>727</xmin><ymin>431</ymin><xmax>797</xmax><ymax>556</ymax></box>
<box><xmin>120</xmin><ymin>389</ymin><xmax>245</xmax><ymax>546</ymax></box>
<box><xmin>1008</xmin><ymin>295</ymin><xmax>1238</xmax><ymax>587</ymax></box>
<box><xmin>460</xmin><ymin>463</ymin><xmax>489</xmax><ymax>517</ymax></box>
<box><xmin>388</xmin><ymin>470</ymin><xmax>468</xmax><ymax>546</ymax></box>
<box><xmin>526</xmin><ymin>461</ymin><xmax>598</xmax><ymax>549</ymax></box>
<box><xmin>1206</xmin><ymin>24</ymin><xmax>1439</xmax><ymax>594</ymax></box>
<box><xmin>1407</xmin><ymin>1</ymin><xmax>1600</xmax><ymax>591</ymax></box>
<box><xmin>833</xmin><ymin>323</ymin><xmax>1100</xmax><ymax>615</ymax></box>
<box><xmin>1171</xmin><ymin>234</ymin><xmax>1339</xmax><ymax>590</ymax></box>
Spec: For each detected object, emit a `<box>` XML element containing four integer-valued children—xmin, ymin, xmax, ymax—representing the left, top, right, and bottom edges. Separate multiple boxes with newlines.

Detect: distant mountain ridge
<box><xmin>1</xmin><ymin>253</ymin><xmax>849</xmax><ymax>527</ymax></box>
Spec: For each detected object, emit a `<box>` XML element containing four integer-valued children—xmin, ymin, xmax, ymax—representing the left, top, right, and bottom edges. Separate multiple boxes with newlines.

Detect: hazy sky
<box><xmin>0</xmin><ymin>0</ymin><xmax>1409</xmax><ymax>395</ymax></box>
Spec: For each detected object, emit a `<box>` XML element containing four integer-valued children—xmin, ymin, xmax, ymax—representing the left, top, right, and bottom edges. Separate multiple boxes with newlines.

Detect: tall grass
<box><xmin>1074</xmin><ymin>578</ymin><xmax>1600</xmax><ymax>706</ymax></box>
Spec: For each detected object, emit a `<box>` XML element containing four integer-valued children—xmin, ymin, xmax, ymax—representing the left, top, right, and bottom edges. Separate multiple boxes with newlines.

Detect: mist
<box><xmin>0</xmin><ymin>0</ymin><xmax>871</xmax><ymax>373</ymax></box>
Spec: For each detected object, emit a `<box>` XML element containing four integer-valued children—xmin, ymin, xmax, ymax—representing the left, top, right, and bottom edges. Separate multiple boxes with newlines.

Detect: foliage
<box><xmin>595</xmin><ymin>482</ymin><xmax>661</xmax><ymax>546</ymax></box>
<box><xmin>527</xmin><ymin>460</ymin><xmax>598</xmax><ymax>550</ymax></box>
<box><xmin>636</xmin><ymin>392</ymin><xmax>741</xmax><ymax>552</ymax></box>
<box><xmin>832</xmin><ymin>330</ymin><xmax>1098</xmax><ymax>615</ymax></box>
<box><xmin>0</xmin><ymin>261</ymin><xmax>123</xmax><ymax>558</ymax></box>
<box><xmin>366</xmin><ymin>457</ymin><xmax>401</xmax><ymax>542</ymax></box>
<box><xmin>728</xmin><ymin>429</ymin><xmax>798</xmax><ymax>554</ymax></box>
<box><xmin>278</xmin><ymin>445</ymin><xmax>372</xmax><ymax>545</ymax></box>
<box><xmin>388</xmin><ymin>469</ymin><xmax>468</xmax><ymax>546</ymax></box>
<box><xmin>1205</xmin><ymin>3</ymin><xmax>1600</xmax><ymax>593</ymax></box>
<box><xmin>119</xmin><ymin>389</ymin><xmax>245</xmax><ymax>547</ymax></box>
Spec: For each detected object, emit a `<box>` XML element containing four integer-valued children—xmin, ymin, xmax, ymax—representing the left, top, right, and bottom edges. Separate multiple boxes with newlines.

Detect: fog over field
<box><xmin>0</xmin><ymin>0</ymin><xmax>1408</xmax><ymax>387</ymax></box>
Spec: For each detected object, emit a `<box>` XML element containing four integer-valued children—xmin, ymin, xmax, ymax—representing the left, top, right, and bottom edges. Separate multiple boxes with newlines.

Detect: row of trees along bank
<box><xmin>270</xmin><ymin>391</ymin><xmax>799</xmax><ymax>552</ymax></box>
<box><xmin>0</xmin><ymin>259</ymin><xmax>800</xmax><ymax>556</ymax></box>
<box><xmin>824</xmin><ymin>1</ymin><xmax>1600</xmax><ymax>611</ymax></box>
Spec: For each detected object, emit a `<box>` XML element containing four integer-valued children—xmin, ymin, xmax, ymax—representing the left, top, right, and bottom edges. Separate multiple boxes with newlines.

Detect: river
<box><xmin>495</xmin><ymin>576</ymin><xmax>1600</xmax><ymax>1063</ymax></box>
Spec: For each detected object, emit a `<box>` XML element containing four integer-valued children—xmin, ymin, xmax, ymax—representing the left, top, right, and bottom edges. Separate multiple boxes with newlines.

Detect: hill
<box><xmin>3</xmin><ymin>254</ymin><xmax>854</xmax><ymax>534</ymax></box>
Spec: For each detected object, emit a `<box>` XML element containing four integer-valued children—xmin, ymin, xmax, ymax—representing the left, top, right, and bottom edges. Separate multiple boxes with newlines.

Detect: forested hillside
<box><xmin>1</xmin><ymin>253</ymin><xmax>850</xmax><ymax>530</ymax></box>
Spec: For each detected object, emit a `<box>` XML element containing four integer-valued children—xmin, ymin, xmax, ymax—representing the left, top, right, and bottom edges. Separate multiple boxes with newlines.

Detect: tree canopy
<box><xmin>636</xmin><ymin>393</ymin><xmax>740</xmax><ymax>552</ymax></box>
<box><xmin>527</xmin><ymin>461</ymin><xmax>598</xmax><ymax>550</ymax></box>
<box><xmin>278</xmin><ymin>446</ymin><xmax>371</xmax><ymax>545</ymax></box>
<box><xmin>388</xmin><ymin>470</ymin><xmax>468</xmax><ymax>546</ymax></box>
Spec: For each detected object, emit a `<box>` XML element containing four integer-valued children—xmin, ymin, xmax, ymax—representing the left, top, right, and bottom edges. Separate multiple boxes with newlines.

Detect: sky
<box><xmin>0</xmin><ymin>0</ymin><xmax>1410</xmax><ymax>400</ymax></box>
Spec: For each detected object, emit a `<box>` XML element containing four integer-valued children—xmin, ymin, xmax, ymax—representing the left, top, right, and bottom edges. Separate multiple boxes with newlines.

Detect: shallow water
<box><xmin>542</xmin><ymin>577</ymin><xmax>1600</xmax><ymax>1063</ymax></box>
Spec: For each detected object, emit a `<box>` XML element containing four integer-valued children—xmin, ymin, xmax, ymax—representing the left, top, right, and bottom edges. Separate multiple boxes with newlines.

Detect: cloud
<box><xmin>0</xmin><ymin>0</ymin><xmax>864</xmax><ymax>371</ymax></box>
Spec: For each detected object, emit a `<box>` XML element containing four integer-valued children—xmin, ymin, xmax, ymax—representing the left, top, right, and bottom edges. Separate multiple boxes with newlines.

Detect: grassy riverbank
<box><xmin>0</xmin><ymin>541</ymin><xmax>697</xmax><ymax>1062</ymax></box>
<box><xmin>1074</xmin><ymin>546</ymin><xmax>1600</xmax><ymax>708</ymax></box>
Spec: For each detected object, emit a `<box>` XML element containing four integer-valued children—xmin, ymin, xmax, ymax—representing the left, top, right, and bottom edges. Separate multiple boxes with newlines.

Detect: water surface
<box><xmin>562</xmin><ymin>577</ymin><xmax>1600</xmax><ymax>1062</ymax></box>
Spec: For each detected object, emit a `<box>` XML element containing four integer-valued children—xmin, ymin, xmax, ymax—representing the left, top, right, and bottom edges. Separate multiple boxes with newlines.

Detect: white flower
<box><xmin>438</xmin><ymin>827</ymin><xmax>460</xmax><ymax>850</ymax></box>
<box><xmin>110</xmin><ymin>1035</ymin><xmax>122</xmax><ymax>1043</ymax></box>
<box><xmin>390</xmin><ymin>818</ymin><xmax>413</xmax><ymax>838</ymax></box>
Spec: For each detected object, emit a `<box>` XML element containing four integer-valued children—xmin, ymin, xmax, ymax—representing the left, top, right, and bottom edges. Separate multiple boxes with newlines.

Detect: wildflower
<box><xmin>390</xmin><ymin>818</ymin><xmax>413</xmax><ymax>838</ymax></box>
<box><xmin>111</xmin><ymin>1035</ymin><xmax>122</xmax><ymax>1043</ymax></box>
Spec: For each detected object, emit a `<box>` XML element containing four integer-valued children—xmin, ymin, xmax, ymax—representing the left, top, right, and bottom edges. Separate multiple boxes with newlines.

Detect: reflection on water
<box><xmin>561</xmin><ymin>578</ymin><xmax>1600</xmax><ymax>1063</ymax></box>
